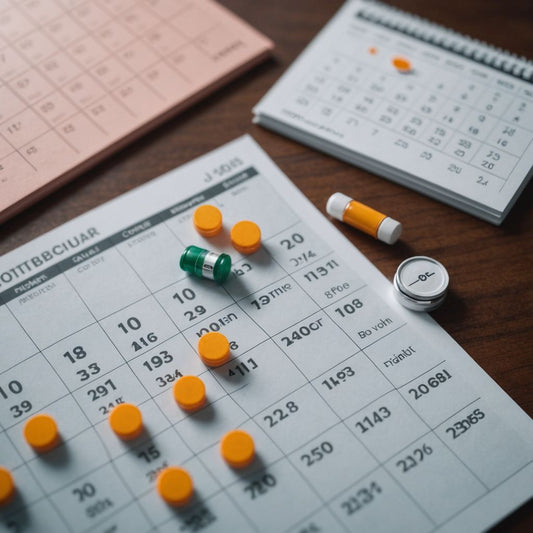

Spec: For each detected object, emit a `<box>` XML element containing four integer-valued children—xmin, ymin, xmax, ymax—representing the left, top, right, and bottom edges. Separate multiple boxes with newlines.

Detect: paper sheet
<box><xmin>0</xmin><ymin>0</ymin><xmax>272</xmax><ymax>222</ymax></box>
<box><xmin>0</xmin><ymin>136</ymin><xmax>531</xmax><ymax>532</ymax></box>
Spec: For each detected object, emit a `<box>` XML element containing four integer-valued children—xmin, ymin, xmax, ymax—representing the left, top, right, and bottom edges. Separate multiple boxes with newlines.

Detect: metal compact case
<box><xmin>393</xmin><ymin>256</ymin><xmax>449</xmax><ymax>311</ymax></box>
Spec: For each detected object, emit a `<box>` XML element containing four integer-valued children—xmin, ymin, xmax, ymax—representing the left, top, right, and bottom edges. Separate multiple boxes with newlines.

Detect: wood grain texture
<box><xmin>1</xmin><ymin>0</ymin><xmax>531</xmax><ymax>529</ymax></box>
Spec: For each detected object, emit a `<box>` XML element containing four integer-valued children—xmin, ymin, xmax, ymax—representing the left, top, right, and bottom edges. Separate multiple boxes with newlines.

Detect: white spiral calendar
<box><xmin>253</xmin><ymin>0</ymin><xmax>533</xmax><ymax>224</ymax></box>
<box><xmin>0</xmin><ymin>136</ymin><xmax>531</xmax><ymax>532</ymax></box>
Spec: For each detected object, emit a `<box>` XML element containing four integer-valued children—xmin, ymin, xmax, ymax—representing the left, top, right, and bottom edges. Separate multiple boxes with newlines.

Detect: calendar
<box><xmin>253</xmin><ymin>0</ymin><xmax>533</xmax><ymax>224</ymax></box>
<box><xmin>0</xmin><ymin>0</ymin><xmax>272</xmax><ymax>222</ymax></box>
<box><xmin>0</xmin><ymin>136</ymin><xmax>531</xmax><ymax>533</ymax></box>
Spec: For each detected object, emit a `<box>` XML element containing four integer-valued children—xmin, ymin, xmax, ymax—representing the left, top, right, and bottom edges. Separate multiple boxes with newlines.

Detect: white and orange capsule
<box><xmin>326</xmin><ymin>192</ymin><xmax>402</xmax><ymax>244</ymax></box>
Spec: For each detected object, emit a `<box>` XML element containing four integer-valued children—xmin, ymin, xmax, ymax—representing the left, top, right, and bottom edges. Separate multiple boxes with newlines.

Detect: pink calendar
<box><xmin>0</xmin><ymin>0</ymin><xmax>273</xmax><ymax>223</ymax></box>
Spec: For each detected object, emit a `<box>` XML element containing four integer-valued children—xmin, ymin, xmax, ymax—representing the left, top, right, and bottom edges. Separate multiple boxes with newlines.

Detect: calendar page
<box><xmin>0</xmin><ymin>0</ymin><xmax>273</xmax><ymax>222</ymax></box>
<box><xmin>253</xmin><ymin>0</ymin><xmax>533</xmax><ymax>224</ymax></box>
<box><xmin>0</xmin><ymin>136</ymin><xmax>531</xmax><ymax>533</ymax></box>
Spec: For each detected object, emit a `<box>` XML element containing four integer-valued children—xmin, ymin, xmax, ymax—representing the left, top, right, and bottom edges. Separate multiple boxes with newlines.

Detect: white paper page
<box><xmin>0</xmin><ymin>135</ymin><xmax>531</xmax><ymax>533</ymax></box>
<box><xmin>253</xmin><ymin>0</ymin><xmax>533</xmax><ymax>221</ymax></box>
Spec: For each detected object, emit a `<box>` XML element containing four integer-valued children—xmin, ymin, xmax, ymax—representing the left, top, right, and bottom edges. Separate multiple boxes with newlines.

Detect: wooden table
<box><xmin>1</xmin><ymin>0</ymin><xmax>531</xmax><ymax>530</ymax></box>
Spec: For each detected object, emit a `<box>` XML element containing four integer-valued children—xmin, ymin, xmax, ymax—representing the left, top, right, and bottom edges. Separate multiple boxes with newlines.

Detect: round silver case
<box><xmin>393</xmin><ymin>256</ymin><xmax>449</xmax><ymax>312</ymax></box>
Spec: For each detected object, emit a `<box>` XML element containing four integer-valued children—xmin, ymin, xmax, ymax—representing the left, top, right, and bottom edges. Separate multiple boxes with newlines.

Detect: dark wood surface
<box><xmin>1</xmin><ymin>0</ymin><xmax>531</xmax><ymax>529</ymax></box>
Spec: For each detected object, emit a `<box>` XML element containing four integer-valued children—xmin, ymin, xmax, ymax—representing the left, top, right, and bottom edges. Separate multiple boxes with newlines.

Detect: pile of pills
<box><xmin>0</xmin><ymin>205</ymin><xmax>263</xmax><ymax>509</ymax></box>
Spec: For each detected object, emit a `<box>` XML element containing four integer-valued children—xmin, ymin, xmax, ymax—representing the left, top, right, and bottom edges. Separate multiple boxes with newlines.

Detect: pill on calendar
<box><xmin>220</xmin><ymin>429</ymin><xmax>255</xmax><ymax>468</ymax></box>
<box><xmin>23</xmin><ymin>414</ymin><xmax>60</xmax><ymax>452</ymax></box>
<box><xmin>393</xmin><ymin>256</ymin><xmax>449</xmax><ymax>311</ymax></box>
<box><xmin>197</xmin><ymin>332</ymin><xmax>231</xmax><ymax>367</ymax></box>
<box><xmin>109</xmin><ymin>403</ymin><xmax>143</xmax><ymax>440</ymax></box>
<box><xmin>157</xmin><ymin>466</ymin><xmax>194</xmax><ymax>507</ymax></box>
<box><xmin>230</xmin><ymin>220</ymin><xmax>261</xmax><ymax>254</ymax></box>
<box><xmin>173</xmin><ymin>375</ymin><xmax>206</xmax><ymax>412</ymax></box>
<box><xmin>326</xmin><ymin>192</ymin><xmax>402</xmax><ymax>244</ymax></box>
<box><xmin>193</xmin><ymin>205</ymin><xmax>223</xmax><ymax>237</ymax></box>
<box><xmin>180</xmin><ymin>245</ymin><xmax>232</xmax><ymax>283</ymax></box>
<box><xmin>0</xmin><ymin>467</ymin><xmax>15</xmax><ymax>506</ymax></box>
<box><xmin>392</xmin><ymin>55</ymin><xmax>412</xmax><ymax>73</ymax></box>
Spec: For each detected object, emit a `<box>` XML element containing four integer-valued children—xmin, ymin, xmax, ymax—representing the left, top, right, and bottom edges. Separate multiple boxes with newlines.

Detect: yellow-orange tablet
<box><xmin>173</xmin><ymin>375</ymin><xmax>206</xmax><ymax>412</ymax></box>
<box><xmin>193</xmin><ymin>205</ymin><xmax>223</xmax><ymax>237</ymax></box>
<box><xmin>220</xmin><ymin>429</ymin><xmax>255</xmax><ymax>468</ymax></box>
<box><xmin>23</xmin><ymin>414</ymin><xmax>59</xmax><ymax>452</ymax></box>
<box><xmin>157</xmin><ymin>466</ymin><xmax>194</xmax><ymax>507</ymax></box>
<box><xmin>197</xmin><ymin>331</ymin><xmax>231</xmax><ymax>367</ymax></box>
<box><xmin>392</xmin><ymin>55</ymin><xmax>412</xmax><ymax>73</ymax></box>
<box><xmin>109</xmin><ymin>403</ymin><xmax>143</xmax><ymax>440</ymax></box>
<box><xmin>230</xmin><ymin>220</ymin><xmax>261</xmax><ymax>254</ymax></box>
<box><xmin>0</xmin><ymin>467</ymin><xmax>15</xmax><ymax>506</ymax></box>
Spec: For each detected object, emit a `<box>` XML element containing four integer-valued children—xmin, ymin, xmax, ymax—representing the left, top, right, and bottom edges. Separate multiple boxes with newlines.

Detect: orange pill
<box><xmin>197</xmin><ymin>331</ymin><xmax>230</xmax><ymax>367</ymax></box>
<box><xmin>109</xmin><ymin>403</ymin><xmax>143</xmax><ymax>440</ymax></box>
<box><xmin>157</xmin><ymin>466</ymin><xmax>194</xmax><ymax>507</ymax></box>
<box><xmin>173</xmin><ymin>375</ymin><xmax>206</xmax><ymax>412</ymax></box>
<box><xmin>0</xmin><ymin>467</ymin><xmax>15</xmax><ymax>506</ymax></box>
<box><xmin>230</xmin><ymin>220</ymin><xmax>261</xmax><ymax>254</ymax></box>
<box><xmin>368</xmin><ymin>46</ymin><xmax>378</xmax><ymax>55</ymax></box>
<box><xmin>220</xmin><ymin>429</ymin><xmax>255</xmax><ymax>468</ymax></box>
<box><xmin>193</xmin><ymin>205</ymin><xmax>223</xmax><ymax>237</ymax></box>
<box><xmin>392</xmin><ymin>56</ymin><xmax>412</xmax><ymax>73</ymax></box>
<box><xmin>23</xmin><ymin>414</ymin><xmax>59</xmax><ymax>452</ymax></box>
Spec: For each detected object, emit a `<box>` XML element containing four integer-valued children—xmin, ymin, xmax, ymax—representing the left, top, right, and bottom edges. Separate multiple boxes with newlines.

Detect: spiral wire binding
<box><xmin>357</xmin><ymin>0</ymin><xmax>533</xmax><ymax>82</ymax></box>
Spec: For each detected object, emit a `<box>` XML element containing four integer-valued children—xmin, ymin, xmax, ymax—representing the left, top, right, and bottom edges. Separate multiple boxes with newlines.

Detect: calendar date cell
<box><xmin>273</xmin><ymin>311</ymin><xmax>358</xmax><ymax>380</ymax></box>
<box><xmin>42</xmin><ymin>323</ymin><xmax>123</xmax><ymax>390</ymax></box>
<box><xmin>129</xmin><ymin>335</ymin><xmax>202</xmax><ymax>396</ymax></box>
<box><xmin>486</xmin><ymin>123</ymin><xmax>531</xmax><ymax>156</ymax></box>
<box><xmin>364</xmin><ymin>326</ymin><xmax>446</xmax><ymax>387</ymax></box>
<box><xmin>0</xmin><ymin>304</ymin><xmax>38</xmax><ymax>371</ymax></box>
<box><xmin>73</xmin><ymin>365</ymin><xmax>149</xmax><ymax>424</ymax></box>
<box><xmin>240</xmin><ymin>276</ymin><xmax>320</xmax><ymax>336</ymax></box>
<box><xmin>86</xmin><ymin>502</ymin><xmax>151</xmax><ymax>533</ymax></box>
<box><xmin>113</xmin><ymin>425</ymin><xmax>192</xmax><ymax>496</ymax></box>
<box><xmin>100</xmin><ymin>296</ymin><xmax>178</xmax><ymax>359</ymax></box>
<box><xmin>331</xmin><ymin>468</ymin><xmax>432</xmax><ymax>532</ymax></box>
<box><xmin>435</xmin><ymin>400</ymin><xmax>532</xmax><ymax>488</ymax></box>
<box><xmin>138</xmin><ymin>457</ymin><xmax>219</xmax><ymax>528</ymax></box>
<box><xmin>226</xmin><ymin>459</ymin><xmax>321</xmax><ymax>532</ymax></box>
<box><xmin>156</xmin><ymin>275</ymin><xmax>234</xmax><ymax>332</ymax></box>
<box><xmin>49</xmin><ymin>463</ymin><xmax>130</xmax><ymax>531</ymax></box>
<box><xmin>7</xmin><ymin>395</ymin><xmax>90</xmax><ymax>463</ymax></box>
<box><xmin>255</xmin><ymin>384</ymin><xmax>336</xmax><ymax>454</ymax></box>
<box><xmin>386</xmin><ymin>432</ymin><xmax>486</xmax><ymax>523</ymax></box>
<box><xmin>198</xmin><ymin>419</ymin><xmax>283</xmax><ymax>488</ymax></box>
<box><xmin>399</xmin><ymin>363</ymin><xmax>478</xmax><ymax>427</ymax></box>
<box><xmin>290</xmin><ymin>423</ymin><xmax>377</xmax><ymax>500</ymax></box>
<box><xmin>0</xmin><ymin>497</ymin><xmax>69</xmax><ymax>533</ymax></box>
<box><xmin>215</xmin><ymin>340</ymin><xmax>306</xmax><ymax>414</ymax></box>
<box><xmin>0</xmin><ymin>355</ymin><xmax>67</xmax><ymax>428</ymax></box>
<box><xmin>66</xmin><ymin>248</ymin><xmax>150</xmax><ymax>319</ymax></box>
<box><xmin>312</xmin><ymin>352</ymin><xmax>392</xmax><ymax>419</ymax></box>
<box><xmin>346</xmin><ymin>390</ymin><xmax>428</xmax><ymax>462</ymax></box>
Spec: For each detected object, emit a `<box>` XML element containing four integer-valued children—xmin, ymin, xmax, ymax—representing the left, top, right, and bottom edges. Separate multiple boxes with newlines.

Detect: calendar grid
<box><xmin>263</xmin><ymin>253</ymin><xmax>437</xmax><ymax>529</ymax></box>
<box><xmin>0</xmin><ymin>0</ymin><xmax>273</xmax><ymax>222</ymax></box>
<box><xmin>1</xmin><ymin>136</ymin><xmax>532</xmax><ymax>531</ymax></box>
<box><xmin>305</xmin><ymin>49</ymin><xmax>524</xmax><ymax>183</ymax></box>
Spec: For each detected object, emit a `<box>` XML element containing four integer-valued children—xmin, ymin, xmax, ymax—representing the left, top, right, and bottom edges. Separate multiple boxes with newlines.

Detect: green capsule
<box><xmin>179</xmin><ymin>245</ymin><xmax>231</xmax><ymax>284</ymax></box>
